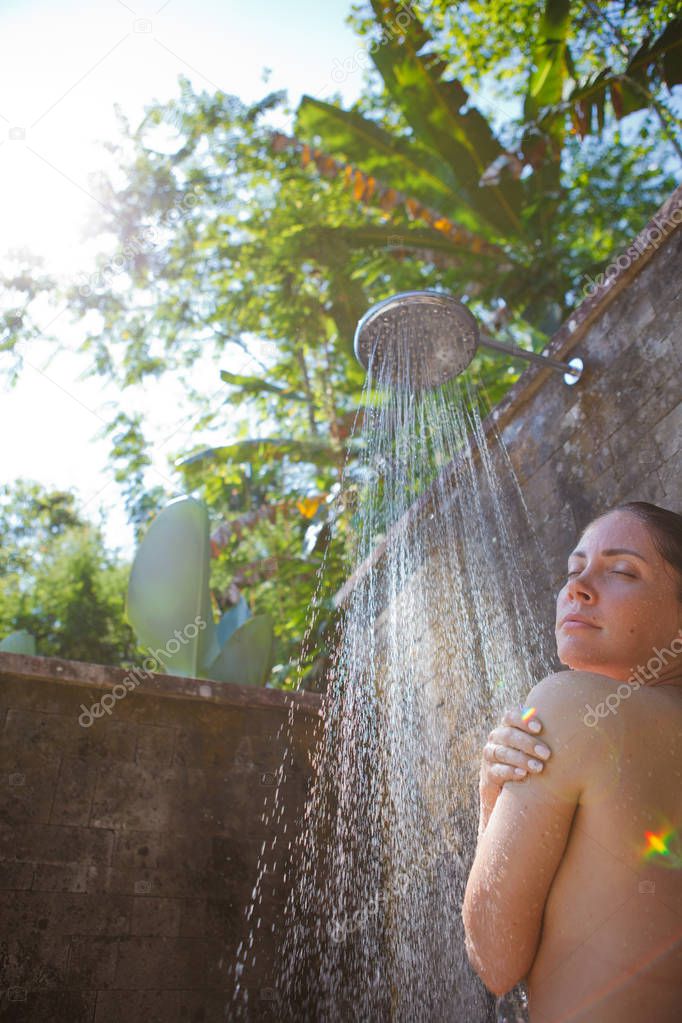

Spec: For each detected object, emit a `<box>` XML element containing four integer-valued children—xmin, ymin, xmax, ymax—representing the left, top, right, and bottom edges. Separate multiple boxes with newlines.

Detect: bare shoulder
<box><xmin>524</xmin><ymin>670</ymin><xmax>619</xmax><ymax>750</ymax></box>
<box><xmin>526</xmin><ymin>668</ymin><xmax>610</xmax><ymax>704</ymax></box>
<box><xmin>523</xmin><ymin>671</ymin><xmax>619</xmax><ymax>804</ymax></box>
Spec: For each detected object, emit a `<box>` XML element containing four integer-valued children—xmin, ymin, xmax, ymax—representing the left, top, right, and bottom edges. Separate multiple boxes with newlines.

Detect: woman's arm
<box><xmin>476</xmin><ymin>705</ymin><xmax>552</xmax><ymax>845</ymax></box>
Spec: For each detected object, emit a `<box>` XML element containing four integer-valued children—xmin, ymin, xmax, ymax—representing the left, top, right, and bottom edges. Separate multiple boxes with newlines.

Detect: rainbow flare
<box><xmin>521</xmin><ymin>706</ymin><xmax>537</xmax><ymax>722</ymax></box>
<box><xmin>643</xmin><ymin>828</ymin><xmax>672</xmax><ymax>859</ymax></box>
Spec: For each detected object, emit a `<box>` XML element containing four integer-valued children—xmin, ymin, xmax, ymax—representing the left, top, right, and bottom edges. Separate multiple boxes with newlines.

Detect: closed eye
<box><xmin>566</xmin><ymin>570</ymin><xmax>636</xmax><ymax>578</ymax></box>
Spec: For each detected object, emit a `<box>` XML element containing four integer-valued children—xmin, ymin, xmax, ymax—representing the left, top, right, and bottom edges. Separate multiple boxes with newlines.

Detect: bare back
<box><xmin>526</xmin><ymin>677</ymin><xmax>682</xmax><ymax>1023</ymax></box>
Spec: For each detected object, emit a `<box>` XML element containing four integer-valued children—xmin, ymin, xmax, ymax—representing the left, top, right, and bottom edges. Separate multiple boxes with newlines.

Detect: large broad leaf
<box><xmin>295</xmin><ymin>96</ymin><xmax>482</xmax><ymax>231</ymax></box>
<box><xmin>0</xmin><ymin>630</ymin><xmax>36</xmax><ymax>655</ymax></box>
<box><xmin>366</xmin><ymin>0</ymin><xmax>523</xmax><ymax>236</ymax></box>
<box><xmin>565</xmin><ymin>16</ymin><xmax>682</xmax><ymax>133</ymax></box>
<box><xmin>126</xmin><ymin>497</ymin><xmax>220</xmax><ymax>678</ymax></box>
<box><xmin>302</xmin><ymin>224</ymin><xmax>511</xmax><ymax>269</ymax></box>
<box><xmin>521</xmin><ymin>0</ymin><xmax>571</xmax><ymax>238</ymax></box>
<box><xmin>176</xmin><ymin>436</ymin><xmax>362</xmax><ymax>475</ymax></box>
<box><xmin>205</xmin><ymin>614</ymin><xmax>274</xmax><ymax>686</ymax></box>
<box><xmin>216</xmin><ymin>595</ymin><xmax>251</xmax><ymax>648</ymax></box>
<box><xmin>219</xmin><ymin>369</ymin><xmax>308</xmax><ymax>402</ymax></box>
<box><xmin>525</xmin><ymin>0</ymin><xmax>571</xmax><ymax>127</ymax></box>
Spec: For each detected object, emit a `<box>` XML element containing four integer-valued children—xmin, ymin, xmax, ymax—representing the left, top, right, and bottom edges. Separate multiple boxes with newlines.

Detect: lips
<box><xmin>559</xmin><ymin>613</ymin><xmax>600</xmax><ymax>629</ymax></box>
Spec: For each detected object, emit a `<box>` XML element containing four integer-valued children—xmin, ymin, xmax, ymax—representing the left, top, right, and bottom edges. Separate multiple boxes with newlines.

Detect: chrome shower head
<box><xmin>354</xmin><ymin>290</ymin><xmax>479</xmax><ymax>390</ymax></box>
<box><xmin>354</xmin><ymin>290</ymin><xmax>584</xmax><ymax>389</ymax></box>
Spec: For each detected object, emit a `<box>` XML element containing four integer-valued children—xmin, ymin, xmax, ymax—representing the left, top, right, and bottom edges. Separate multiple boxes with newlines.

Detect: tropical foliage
<box><xmin>0</xmin><ymin>480</ymin><xmax>140</xmax><ymax>666</ymax></box>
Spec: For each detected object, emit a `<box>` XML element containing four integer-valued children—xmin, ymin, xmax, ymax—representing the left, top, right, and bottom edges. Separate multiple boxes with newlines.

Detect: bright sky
<box><xmin>0</xmin><ymin>0</ymin><xmax>368</xmax><ymax>559</ymax></box>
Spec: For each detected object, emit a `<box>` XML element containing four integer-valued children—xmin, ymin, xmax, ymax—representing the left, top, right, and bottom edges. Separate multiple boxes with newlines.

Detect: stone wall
<box><xmin>0</xmin><ymin>651</ymin><xmax>321</xmax><ymax>1022</ymax></box>
<box><xmin>336</xmin><ymin>184</ymin><xmax>682</xmax><ymax>672</ymax></box>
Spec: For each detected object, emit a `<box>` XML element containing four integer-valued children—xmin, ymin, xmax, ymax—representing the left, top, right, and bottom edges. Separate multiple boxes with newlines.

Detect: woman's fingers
<box><xmin>489</xmin><ymin>762</ymin><xmax>528</xmax><ymax>782</ymax></box>
<box><xmin>487</xmin><ymin>712</ymin><xmax>552</xmax><ymax>764</ymax></box>
<box><xmin>501</xmin><ymin>705</ymin><xmax>542</xmax><ymax>733</ymax></box>
<box><xmin>480</xmin><ymin>707</ymin><xmax>553</xmax><ymax>789</ymax></box>
<box><xmin>482</xmin><ymin>741</ymin><xmax>537</xmax><ymax>774</ymax></box>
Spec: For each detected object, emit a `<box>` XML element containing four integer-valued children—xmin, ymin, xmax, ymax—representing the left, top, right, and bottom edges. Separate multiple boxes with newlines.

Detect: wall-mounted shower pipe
<box><xmin>354</xmin><ymin>290</ymin><xmax>584</xmax><ymax>388</ymax></box>
<box><xmin>477</xmin><ymin>330</ymin><xmax>583</xmax><ymax>385</ymax></box>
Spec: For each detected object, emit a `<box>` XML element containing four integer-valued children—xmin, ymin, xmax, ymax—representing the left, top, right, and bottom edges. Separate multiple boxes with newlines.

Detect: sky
<box><xmin>0</xmin><ymin>0</ymin><xmax>369</xmax><ymax>559</ymax></box>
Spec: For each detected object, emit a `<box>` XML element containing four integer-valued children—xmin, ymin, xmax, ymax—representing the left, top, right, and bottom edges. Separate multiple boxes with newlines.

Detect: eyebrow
<box><xmin>568</xmin><ymin>547</ymin><xmax>648</xmax><ymax>563</ymax></box>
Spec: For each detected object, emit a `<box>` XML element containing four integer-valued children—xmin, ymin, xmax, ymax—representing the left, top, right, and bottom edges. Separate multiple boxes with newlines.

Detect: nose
<box><xmin>565</xmin><ymin>570</ymin><xmax>596</xmax><ymax>602</ymax></box>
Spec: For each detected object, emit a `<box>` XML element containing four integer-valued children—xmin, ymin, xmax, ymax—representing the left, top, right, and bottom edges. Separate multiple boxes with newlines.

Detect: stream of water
<box><xmin>232</xmin><ymin>309</ymin><xmax>560</xmax><ymax>1021</ymax></box>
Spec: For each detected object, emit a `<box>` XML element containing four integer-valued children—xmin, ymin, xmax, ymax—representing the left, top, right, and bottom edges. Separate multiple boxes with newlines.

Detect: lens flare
<box><xmin>641</xmin><ymin>826</ymin><xmax>682</xmax><ymax>868</ymax></box>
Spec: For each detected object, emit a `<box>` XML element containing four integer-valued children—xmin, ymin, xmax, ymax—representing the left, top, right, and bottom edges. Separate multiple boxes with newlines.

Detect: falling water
<box><xmin>232</xmin><ymin>305</ymin><xmax>562</xmax><ymax>1021</ymax></box>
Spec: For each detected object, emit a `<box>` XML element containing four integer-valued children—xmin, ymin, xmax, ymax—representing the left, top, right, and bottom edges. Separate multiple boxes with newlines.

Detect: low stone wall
<box><xmin>0</xmin><ymin>651</ymin><xmax>321</xmax><ymax>1022</ymax></box>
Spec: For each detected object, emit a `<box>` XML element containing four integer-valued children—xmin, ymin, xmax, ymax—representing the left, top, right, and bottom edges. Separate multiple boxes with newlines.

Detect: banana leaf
<box><xmin>205</xmin><ymin>614</ymin><xmax>274</xmax><ymax>686</ymax></box>
<box><xmin>367</xmin><ymin>0</ymin><xmax>523</xmax><ymax>236</ymax></box>
<box><xmin>126</xmin><ymin>497</ymin><xmax>221</xmax><ymax>678</ymax></box>
<box><xmin>177</xmin><ymin>436</ymin><xmax>362</xmax><ymax>474</ymax></box>
<box><xmin>295</xmin><ymin>95</ymin><xmax>479</xmax><ymax>229</ymax></box>
<box><xmin>216</xmin><ymin>595</ymin><xmax>251</xmax><ymax>647</ymax></box>
<box><xmin>0</xmin><ymin>630</ymin><xmax>36</xmax><ymax>655</ymax></box>
<box><xmin>220</xmin><ymin>369</ymin><xmax>308</xmax><ymax>402</ymax></box>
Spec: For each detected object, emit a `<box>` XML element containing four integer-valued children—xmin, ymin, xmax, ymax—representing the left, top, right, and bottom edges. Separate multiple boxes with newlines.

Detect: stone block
<box><xmin>64</xmin><ymin>934</ymin><xmax>119</xmax><ymax>987</ymax></box>
<box><xmin>2</xmin><ymin>707</ymin><xmax>137</xmax><ymax>765</ymax></box>
<box><xmin>0</xmin><ymin>890</ymin><xmax>130</xmax><ymax>937</ymax></box>
<box><xmin>111</xmin><ymin>935</ymin><xmax>233</xmax><ymax>990</ymax></box>
<box><xmin>130</xmin><ymin>896</ymin><xmax>182</xmax><ymax>937</ymax></box>
<box><xmin>93</xmin><ymin>988</ymin><xmax>228</xmax><ymax>1023</ymax></box>
<box><xmin>134</xmin><ymin>724</ymin><xmax>176</xmax><ymax>767</ymax></box>
<box><xmin>0</xmin><ymin>860</ymin><xmax>34</xmax><ymax>890</ymax></box>
<box><xmin>50</xmin><ymin>757</ymin><xmax>97</xmax><ymax>827</ymax></box>
<box><xmin>0</xmin><ymin>988</ymin><xmax>96</xmax><ymax>1022</ymax></box>
<box><xmin>0</xmin><ymin>822</ymin><xmax>114</xmax><ymax>869</ymax></box>
<box><xmin>653</xmin><ymin>402</ymin><xmax>682</xmax><ymax>463</ymax></box>
<box><xmin>0</xmin><ymin>764</ymin><xmax>56</xmax><ymax>826</ymax></box>
<box><xmin>31</xmin><ymin>862</ymin><xmax>104</xmax><ymax>894</ymax></box>
<box><xmin>90</xmin><ymin>762</ymin><xmax>182</xmax><ymax>831</ymax></box>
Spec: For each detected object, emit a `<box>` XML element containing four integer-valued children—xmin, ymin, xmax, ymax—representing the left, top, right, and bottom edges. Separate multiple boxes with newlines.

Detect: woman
<box><xmin>465</xmin><ymin>499</ymin><xmax>682</xmax><ymax>1022</ymax></box>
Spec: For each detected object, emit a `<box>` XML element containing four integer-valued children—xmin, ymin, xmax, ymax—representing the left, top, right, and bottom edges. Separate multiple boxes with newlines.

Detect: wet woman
<box><xmin>463</xmin><ymin>500</ymin><xmax>682</xmax><ymax>1022</ymax></box>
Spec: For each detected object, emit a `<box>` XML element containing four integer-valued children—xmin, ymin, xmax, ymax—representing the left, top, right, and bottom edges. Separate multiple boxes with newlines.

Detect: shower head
<box><xmin>354</xmin><ymin>290</ymin><xmax>583</xmax><ymax>389</ymax></box>
<box><xmin>354</xmin><ymin>290</ymin><xmax>479</xmax><ymax>390</ymax></box>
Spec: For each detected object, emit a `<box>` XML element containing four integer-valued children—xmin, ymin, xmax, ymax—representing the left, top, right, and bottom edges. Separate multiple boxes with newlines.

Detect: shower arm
<box><xmin>479</xmin><ymin>332</ymin><xmax>583</xmax><ymax>384</ymax></box>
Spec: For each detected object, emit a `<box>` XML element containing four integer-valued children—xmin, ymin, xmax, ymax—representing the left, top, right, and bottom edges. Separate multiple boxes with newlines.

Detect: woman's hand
<box><xmin>479</xmin><ymin>707</ymin><xmax>552</xmax><ymax>795</ymax></box>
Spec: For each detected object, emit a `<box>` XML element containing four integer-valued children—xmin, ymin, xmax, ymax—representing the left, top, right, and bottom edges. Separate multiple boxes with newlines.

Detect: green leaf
<box><xmin>126</xmin><ymin>497</ymin><xmax>220</xmax><ymax>678</ymax></box>
<box><xmin>216</xmin><ymin>595</ymin><xmax>251</xmax><ymax>647</ymax></box>
<box><xmin>0</xmin><ymin>629</ymin><xmax>37</xmax><ymax>655</ymax></box>
<box><xmin>205</xmin><ymin>614</ymin><xmax>274</xmax><ymax>686</ymax></box>
<box><xmin>526</xmin><ymin>0</ymin><xmax>571</xmax><ymax>111</ymax></box>
<box><xmin>521</xmin><ymin>0</ymin><xmax>571</xmax><ymax>236</ymax></box>
<box><xmin>296</xmin><ymin>95</ymin><xmax>479</xmax><ymax>228</ymax></box>
<box><xmin>366</xmin><ymin>0</ymin><xmax>523</xmax><ymax>235</ymax></box>
<box><xmin>177</xmin><ymin>436</ymin><xmax>361</xmax><ymax>474</ymax></box>
<box><xmin>220</xmin><ymin>369</ymin><xmax>308</xmax><ymax>402</ymax></box>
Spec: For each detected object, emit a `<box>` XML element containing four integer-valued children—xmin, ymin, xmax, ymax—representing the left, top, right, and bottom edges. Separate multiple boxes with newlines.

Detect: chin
<box><xmin>556</xmin><ymin>642</ymin><xmax>602</xmax><ymax>672</ymax></box>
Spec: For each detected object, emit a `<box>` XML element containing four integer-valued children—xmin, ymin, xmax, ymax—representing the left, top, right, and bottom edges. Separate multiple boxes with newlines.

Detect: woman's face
<box><xmin>555</xmin><ymin>510</ymin><xmax>682</xmax><ymax>683</ymax></box>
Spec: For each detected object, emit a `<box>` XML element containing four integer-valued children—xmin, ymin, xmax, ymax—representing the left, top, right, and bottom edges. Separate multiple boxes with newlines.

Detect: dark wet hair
<box><xmin>584</xmin><ymin>501</ymin><xmax>682</xmax><ymax>601</ymax></box>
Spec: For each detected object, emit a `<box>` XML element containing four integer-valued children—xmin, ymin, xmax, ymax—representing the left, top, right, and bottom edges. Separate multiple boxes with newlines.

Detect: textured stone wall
<box><xmin>0</xmin><ymin>652</ymin><xmax>321</xmax><ymax>1022</ymax></box>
